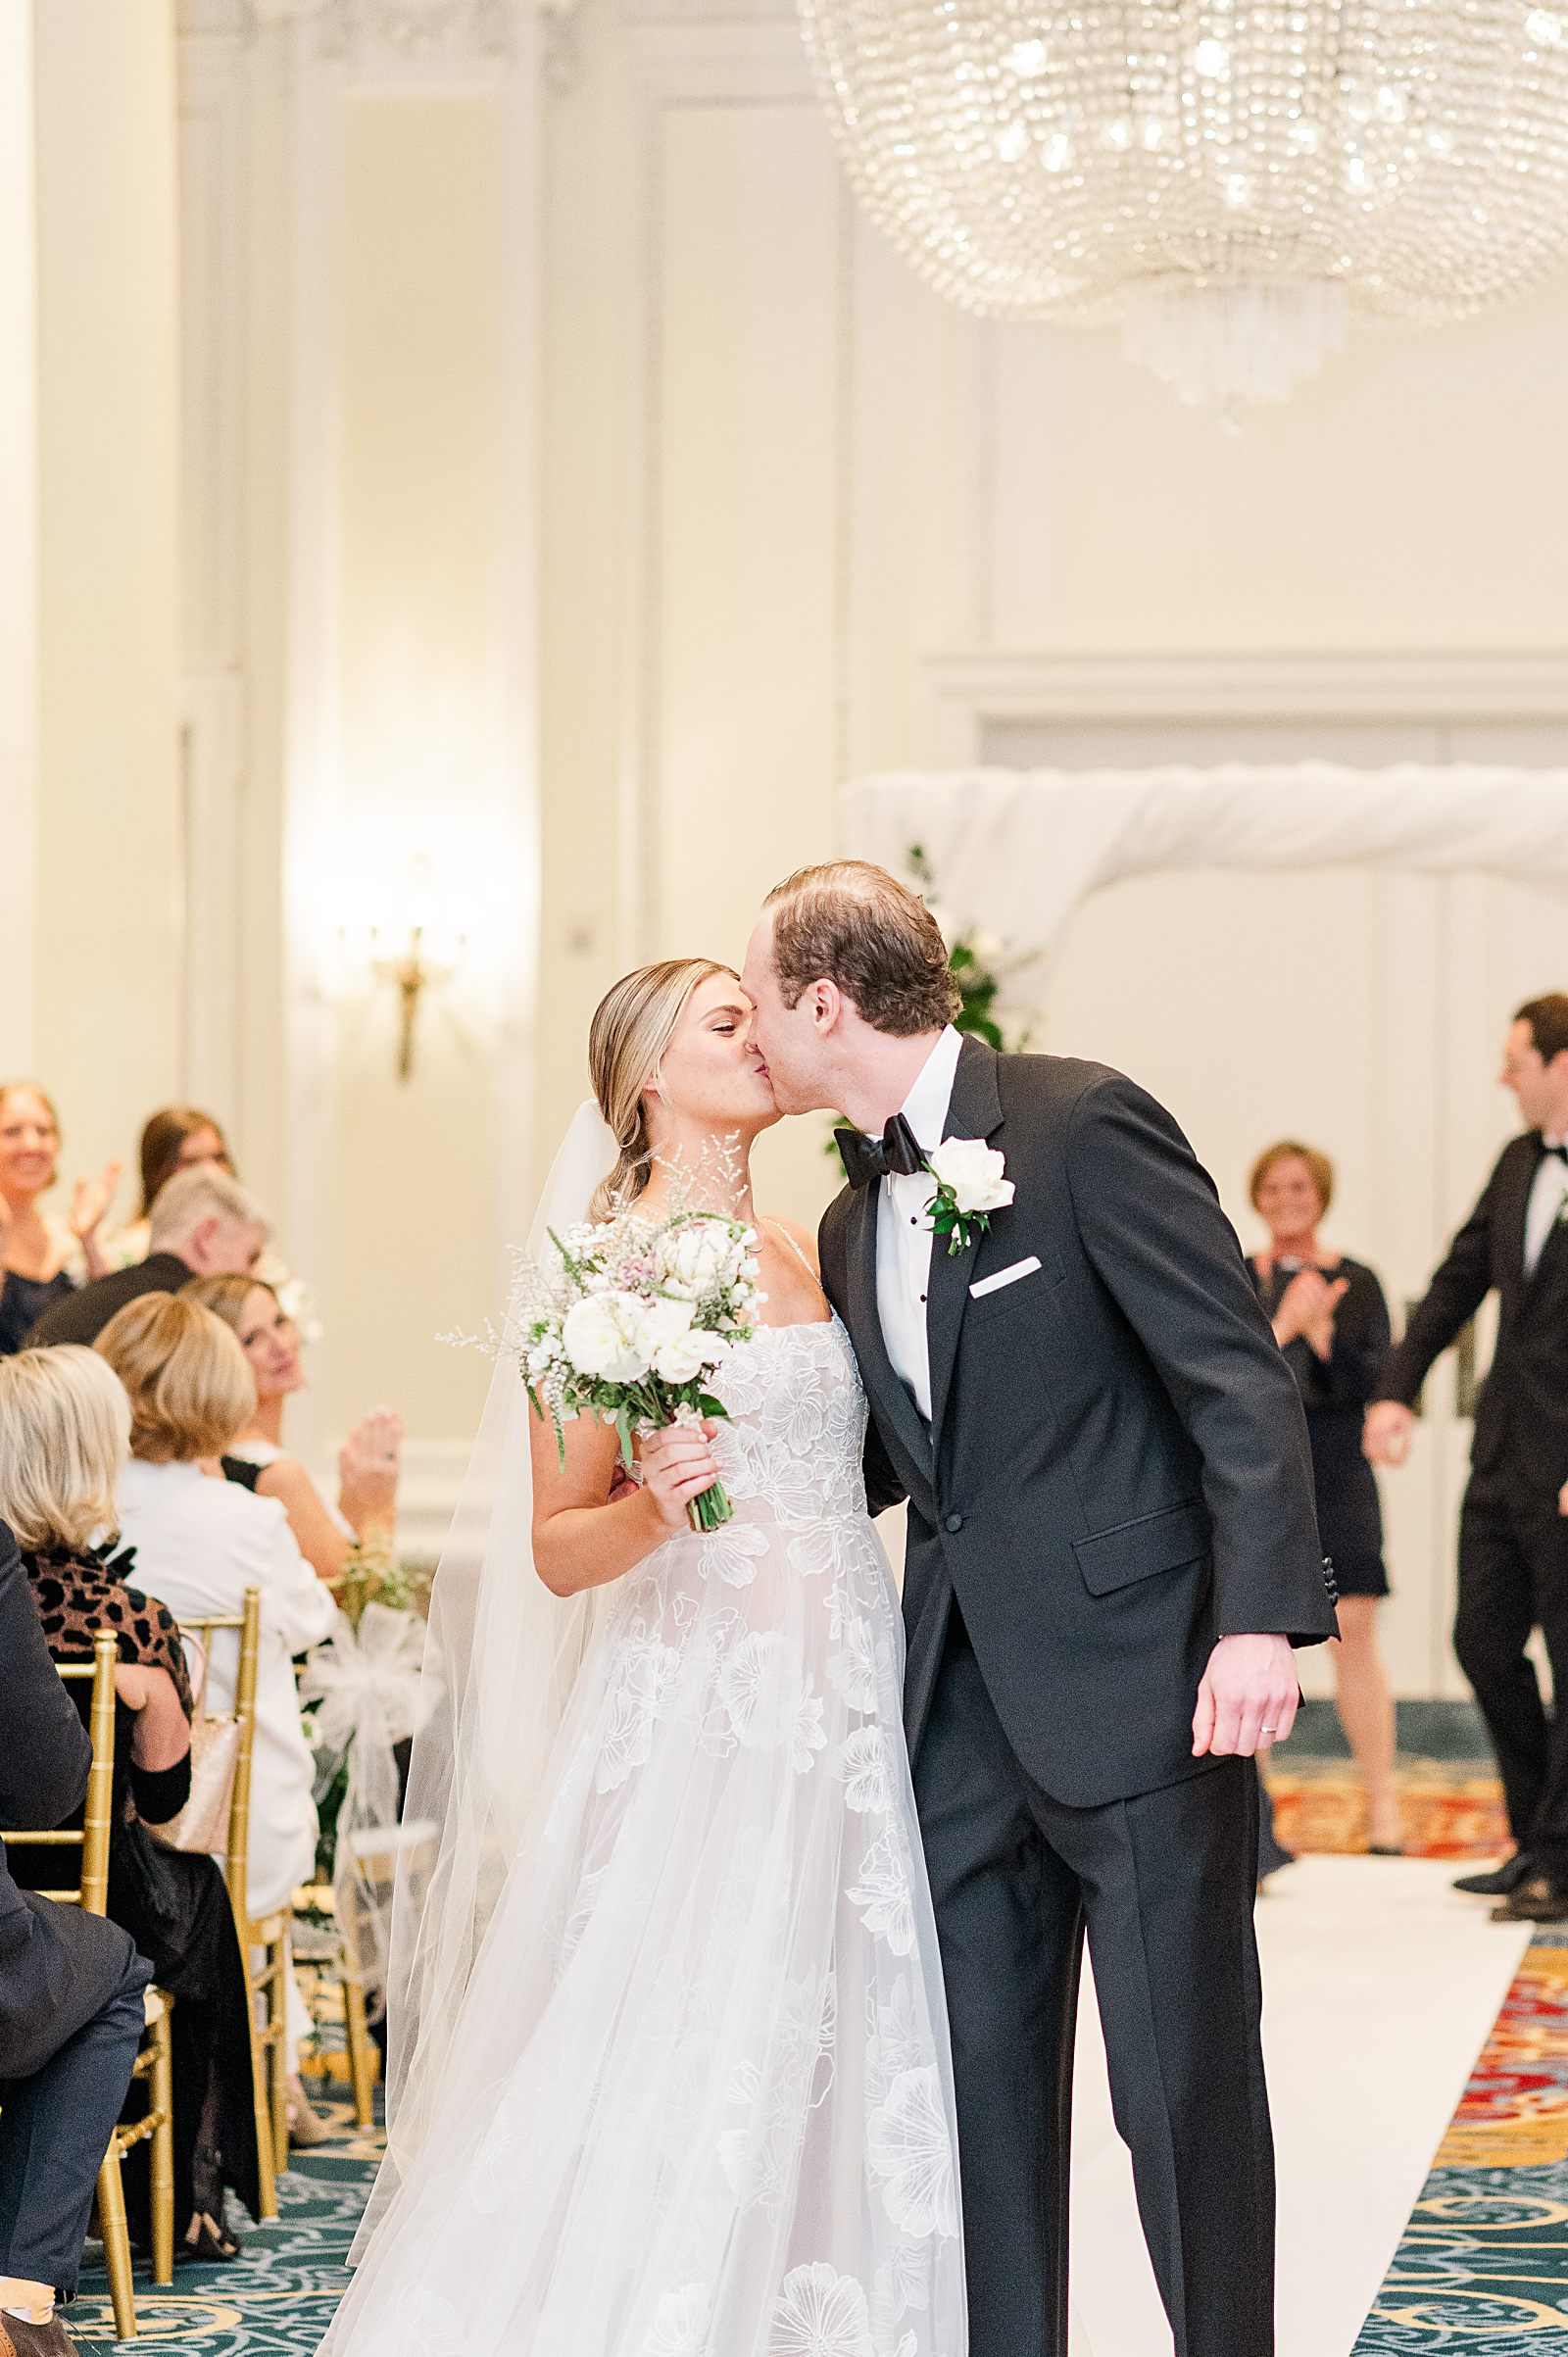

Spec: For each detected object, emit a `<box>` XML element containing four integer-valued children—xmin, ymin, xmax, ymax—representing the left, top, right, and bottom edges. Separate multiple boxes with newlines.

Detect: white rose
<box><xmin>650</xmin><ymin>1327</ymin><xmax>714</xmax><ymax>1384</ymax></box>
<box><xmin>562</xmin><ymin>1291</ymin><xmax>651</xmax><ymax>1382</ymax></box>
<box><xmin>971</xmin><ymin>929</ymin><xmax>1005</xmax><ymax>964</ymax></box>
<box><xmin>926</xmin><ymin>1137</ymin><xmax>1014</xmax><ymax>1215</ymax></box>
<box><xmin>658</xmin><ymin>1217</ymin><xmax>741</xmax><ymax>1300</ymax></box>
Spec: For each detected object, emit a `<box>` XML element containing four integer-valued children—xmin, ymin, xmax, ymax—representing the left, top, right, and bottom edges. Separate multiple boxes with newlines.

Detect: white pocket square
<box><xmin>969</xmin><ymin>1254</ymin><xmax>1042</xmax><ymax>1300</ymax></box>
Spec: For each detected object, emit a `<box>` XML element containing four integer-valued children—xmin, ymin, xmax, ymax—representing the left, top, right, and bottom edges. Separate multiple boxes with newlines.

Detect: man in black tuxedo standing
<box><xmin>743</xmin><ymin>862</ymin><xmax>1338</xmax><ymax>2357</ymax></box>
<box><xmin>1366</xmin><ymin>993</ymin><xmax>1568</xmax><ymax>1924</ymax></box>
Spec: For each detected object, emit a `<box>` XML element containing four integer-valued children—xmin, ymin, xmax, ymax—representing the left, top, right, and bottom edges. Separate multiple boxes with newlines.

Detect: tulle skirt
<box><xmin>320</xmin><ymin>1498</ymin><xmax>966</xmax><ymax>2357</ymax></box>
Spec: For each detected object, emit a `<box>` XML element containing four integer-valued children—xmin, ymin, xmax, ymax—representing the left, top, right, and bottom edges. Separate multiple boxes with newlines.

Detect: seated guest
<box><xmin>24</xmin><ymin>1168</ymin><xmax>267</xmax><ymax>1351</ymax></box>
<box><xmin>103</xmin><ymin>1107</ymin><xmax>235</xmax><ymax>1273</ymax></box>
<box><xmin>0</xmin><ymin>1082</ymin><xmax>122</xmax><ymax>1356</ymax></box>
<box><xmin>1249</xmin><ymin>1140</ymin><xmax>1399</xmax><ymax>1853</ymax></box>
<box><xmin>185</xmin><ymin>1276</ymin><xmax>402</xmax><ymax>1589</ymax></box>
<box><xmin>0</xmin><ymin>1349</ymin><xmax>262</xmax><ymax>2261</ymax></box>
<box><xmin>0</xmin><ymin>1512</ymin><xmax>150</xmax><ymax>2357</ymax></box>
<box><xmin>94</xmin><ymin>1295</ymin><xmax>337</xmax><ymax>2143</ymax></box>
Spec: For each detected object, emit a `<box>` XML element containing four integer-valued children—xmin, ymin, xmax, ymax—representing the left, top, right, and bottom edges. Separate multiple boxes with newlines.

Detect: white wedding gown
<box><xmin>322</xmin><ymin>1309</ymin><xmax>966</xmax><ymax>2357</ymax></box>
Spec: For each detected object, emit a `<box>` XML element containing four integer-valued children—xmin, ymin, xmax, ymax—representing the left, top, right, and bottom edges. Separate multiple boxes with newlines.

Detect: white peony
<box><xmin>650</xmin><ymin>1325</ymin><xmax>717</xmax><ymax>1384</ymax></box>
<box><xmin>658</xmin><ymin>1217</ymin><xmax>746</xmax><ymax>1300</ymax></box>
<box><xmin>925</xmin><ymin>1136</ymin><xmax>1014</xmax><ymax>1215</ymax></box>
<box><xmin>637</xmin><ymin>1297</ymin><xmax>696</xmax><ymax>1356</ymax></box>
<box><xmin>562</xmin><ymin>1291</ymin><xmax>652</xmax><ymax>1382</ymax></box>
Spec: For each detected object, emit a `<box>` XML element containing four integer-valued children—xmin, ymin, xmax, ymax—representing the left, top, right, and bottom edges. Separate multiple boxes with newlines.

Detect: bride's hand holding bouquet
<box><xmin>517</xmin><ymin>1199</ymin><xmax>763</xmax><ymax>1532</ymax></box>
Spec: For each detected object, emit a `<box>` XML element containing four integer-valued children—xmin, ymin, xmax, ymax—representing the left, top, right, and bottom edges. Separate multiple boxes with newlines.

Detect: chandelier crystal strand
<box><xmin>797</xmin><ymin>0</ymin><xmax>1568</xmax><ymax>409</ymax></box>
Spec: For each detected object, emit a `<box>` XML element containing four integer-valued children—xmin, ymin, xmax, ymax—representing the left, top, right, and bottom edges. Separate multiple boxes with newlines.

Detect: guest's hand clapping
<box><xmin>638</xmin><ymin>1421</ymin><xmax>721</xmax><ymax>1531</ymax></box>
<box><xmin>1559</xmin><ymin>1474</ymin><xmax>1568</xmax><ymax>1519</ymax></box>
<box><xmin>67</xmin><ymin>1155</ymin><xmax>123</xmax><ymax>1276</ymax></box>
<box><xmin>1272</xmin><ymin>1265</ymin><xmax>1348</xmax><ymax>1359</ymax></box>
<box><xmin>337</xmin><ymin>1407</ymin><xmax>404</xmax><ymax>1538</ymax></box>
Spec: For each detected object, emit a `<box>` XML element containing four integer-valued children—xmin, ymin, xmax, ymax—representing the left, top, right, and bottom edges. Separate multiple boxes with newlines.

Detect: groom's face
<box><xmin>741</xmin><ymin>916</ymin><xmax>835</xmax><ymax>1115</ymax></box>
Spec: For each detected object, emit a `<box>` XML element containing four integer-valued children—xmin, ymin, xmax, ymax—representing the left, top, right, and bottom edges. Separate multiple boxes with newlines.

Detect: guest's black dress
<box><xmin>1249</xmin><ymin>1253</ymin><xmax>1392</xmax><ymax>1597</ymax></box>
<box><xmin>0</xmin><ymin>1267</ymin><xmax>72</xmax><ymax>1354</ymax></box>
<box><xmin>9</xmin><ymin>1546</ymin><xmax>263</xmax><ymax>2243</ymax></box>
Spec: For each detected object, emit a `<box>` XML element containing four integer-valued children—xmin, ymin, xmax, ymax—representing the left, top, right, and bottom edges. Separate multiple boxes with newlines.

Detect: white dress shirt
<box><xmin>116</xmin><ymin>1458</ymin><xmax>336</xmax><ymax>1916</ymax></box>
<box><xmin>874</xmin><ymin>1025</ymin><xmax>965</xmax><ymax>1424</ymax></box>
<box><xmin>1524</xmin><ymin>1137</ymin><xmax>1568</xmax><ymax>1277</ymax></box>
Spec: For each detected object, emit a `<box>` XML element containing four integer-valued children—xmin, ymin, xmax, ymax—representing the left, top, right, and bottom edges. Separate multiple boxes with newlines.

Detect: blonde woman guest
<box><xmin>0</xmin><ymin>1082</ymin><xmax>122</xmax><ymax>1355</ymax></box>
<box><xmin>1249</xmin><ymin>1141</ymin><xmax>1400</xmax><ymax>1852</ymax></box>
<box><xmin>0</xmin><ymin>1347</ymin><xmax>263</xmax><ymax>2258</ymax></box>
<box><xmin>94</xmin><ymin>1293</ymin><xmax>337</xmax><ymax>2143</ymax></box>
<box><xmin>183</xmin><ymin>1276</ymin><xmax>401</xmax><ymax>1589</ymax></box>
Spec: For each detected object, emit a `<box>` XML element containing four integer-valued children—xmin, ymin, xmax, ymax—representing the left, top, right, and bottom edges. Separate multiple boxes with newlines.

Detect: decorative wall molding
<box><xmin>917</xmin><ymin>649</ymin><xmax>1568</xmax><ymax>765</ymax></box>
<box><xmin>250</xmin><ymin>0</ymin><xmax>543</xmax><ymax>84</ymax></box>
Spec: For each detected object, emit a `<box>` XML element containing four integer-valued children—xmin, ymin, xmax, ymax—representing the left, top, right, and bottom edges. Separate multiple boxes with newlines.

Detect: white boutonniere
<box><xmin>924</xmin><ymin>1138</ymin><xmax>1014</xmax><ymax>1255</ymax></box>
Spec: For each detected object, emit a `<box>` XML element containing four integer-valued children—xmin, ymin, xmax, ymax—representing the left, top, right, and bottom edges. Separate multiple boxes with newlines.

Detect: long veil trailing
<box><xmin>352</xmin><ymin>1102</ymin><xmax>618</xmax><ymax>2251</ymax></box>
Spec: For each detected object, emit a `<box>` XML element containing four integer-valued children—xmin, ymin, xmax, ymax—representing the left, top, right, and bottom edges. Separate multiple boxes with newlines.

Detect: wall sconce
<box><xmin>369</xmin><ymin>923</ymin><xmax>463</xmax><ymax>1083</ymax></box>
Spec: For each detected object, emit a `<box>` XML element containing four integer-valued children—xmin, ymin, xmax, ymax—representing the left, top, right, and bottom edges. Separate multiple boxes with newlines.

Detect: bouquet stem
<box><xmin>687</xmin><ymin>1479</ymin><xmax>734</xmax><ymax>1532</ymax></box>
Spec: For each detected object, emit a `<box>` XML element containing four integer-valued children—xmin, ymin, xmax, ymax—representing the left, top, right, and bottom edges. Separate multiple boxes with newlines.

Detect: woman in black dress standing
<box><xmin>1249</xmin><ymin>1140</ymin><xmax>1401</xmax><ymax>1854</ymax></box>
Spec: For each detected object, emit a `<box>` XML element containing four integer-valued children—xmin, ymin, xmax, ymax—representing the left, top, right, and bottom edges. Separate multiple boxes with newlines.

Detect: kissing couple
<box><xmin>321</xmin><ymin>859</ymin><xmax>1337</xmax><ymax>2357</ymax></box>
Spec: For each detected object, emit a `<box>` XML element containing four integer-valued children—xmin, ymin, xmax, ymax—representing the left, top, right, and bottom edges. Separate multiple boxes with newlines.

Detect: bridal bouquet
<box><xmin>517</xmin><ymin>1204</ymin><xmax>763</xmax><ymax>1531</ymax></box>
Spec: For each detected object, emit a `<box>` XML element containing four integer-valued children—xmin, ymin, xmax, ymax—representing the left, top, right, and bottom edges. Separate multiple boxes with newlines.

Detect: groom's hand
<box><xmin>1192</xmin><ymin>1634</ymin><xmax>1299</xmax><ymax>1758</ymax></box>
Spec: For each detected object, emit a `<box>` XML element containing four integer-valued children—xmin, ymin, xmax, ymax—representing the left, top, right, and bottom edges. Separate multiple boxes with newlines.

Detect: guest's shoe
<box><xmin>1368</xmin><ymin>1842</ymin><xmax>1406</xmax><ymax>1857</ymax></box>
<box><xmin>287</xmin><ymin>2084</ymin><xmax>331</xmax><ymax>2149</ymax></box>
<box><xmin>0</xmin><ymin>2312</ymin><xmax>82</xmax><ymax>2357</ymax></box>
<box><xmin>1490</xmin><ymin>1873</ymin><xmax>1568</xmax><ymax>1924</ymax></box>
<box><xmin>1454</xmin><ymin>1852</ymin><xmax>1531</xmax><ymax>1897</ymax></box>
<box><xmin>177</xmin><ymin>2210</ymin><xmax>242</xmax><ymax>2264</ymax></box>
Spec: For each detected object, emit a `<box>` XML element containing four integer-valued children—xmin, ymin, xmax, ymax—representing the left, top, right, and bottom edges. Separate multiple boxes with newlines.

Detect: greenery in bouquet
<box><xmin>514</xmin><ymin>1177</ymin><xmax>763</xmax><ymax>1533</ymax></box>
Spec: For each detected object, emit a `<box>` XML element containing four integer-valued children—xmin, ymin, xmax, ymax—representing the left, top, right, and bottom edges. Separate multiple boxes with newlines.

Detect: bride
<box><xmin>321</xmin><ymin>957</ymin><xmax>966</xmax><ymax>2357</ymax></box>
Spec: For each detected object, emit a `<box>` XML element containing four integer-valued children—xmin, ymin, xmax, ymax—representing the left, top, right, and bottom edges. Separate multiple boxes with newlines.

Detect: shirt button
<box><xmin>945</xmin><ymin>1512</ymin><xmax>964</xmax><ymax>1535</ymax></box>
<box><xmin>910</xmin><ymin>1215</ymin><xmax>918</xmax><ymax>1226</ymax></box>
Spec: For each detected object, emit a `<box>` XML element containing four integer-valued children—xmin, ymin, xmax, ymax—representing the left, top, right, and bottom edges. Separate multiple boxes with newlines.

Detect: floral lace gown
<box><xmin>322</xmin><ymin>1311</ymin><xmax>966</xmax><ymax>2357</ymax></box>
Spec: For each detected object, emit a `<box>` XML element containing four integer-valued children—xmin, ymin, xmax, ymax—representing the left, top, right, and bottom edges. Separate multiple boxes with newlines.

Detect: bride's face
<box><xmin>645</xmin><ymin>974</ymin><xmax>780</xmax><ymax>1143</ymax></box>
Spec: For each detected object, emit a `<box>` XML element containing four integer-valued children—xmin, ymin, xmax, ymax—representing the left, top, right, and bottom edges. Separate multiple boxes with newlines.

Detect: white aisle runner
<box><xmin>1066</xmin><ymin>1856</ymin><xmax>1531</xmax><ymax>2357</ymax></box>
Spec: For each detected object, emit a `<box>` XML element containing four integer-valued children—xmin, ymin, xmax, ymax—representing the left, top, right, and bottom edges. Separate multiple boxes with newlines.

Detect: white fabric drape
<box><xmin>843</xmin><ymin>764</ymin><xmax>1568</xmax><ymax>976</ymax></box>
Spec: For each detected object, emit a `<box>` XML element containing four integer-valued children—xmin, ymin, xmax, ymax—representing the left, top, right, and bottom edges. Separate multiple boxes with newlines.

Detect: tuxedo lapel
<box><xmin>842</xmin><ymin>1178</ymin><xmax>933</xmax><ymax>1493</ymax></box>
<box><xmin>925</xmin><ymin>1037</ymin><xmax>1004</xmax><ymax>1443</ymax></box>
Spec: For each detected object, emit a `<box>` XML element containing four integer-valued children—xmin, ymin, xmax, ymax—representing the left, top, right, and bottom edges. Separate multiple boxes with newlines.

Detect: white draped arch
<box><xmin>842</xmin><ymin>765</ymin><xmax>1568</xmax><ymax>991</ymax></box>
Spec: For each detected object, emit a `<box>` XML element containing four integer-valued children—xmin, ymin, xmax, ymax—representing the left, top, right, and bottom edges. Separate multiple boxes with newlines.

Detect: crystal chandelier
<box><xmin>798</xmin><ymin>0</ymin><xmax>1568</xmax><ymax>408</ymax></box>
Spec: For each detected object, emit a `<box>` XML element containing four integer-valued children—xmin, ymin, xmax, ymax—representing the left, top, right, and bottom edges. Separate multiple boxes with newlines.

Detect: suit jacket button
<box><xmin>945</xmin><ymin>1512</ymin><xmax>964</xmax><ymax>1534</ymax></box>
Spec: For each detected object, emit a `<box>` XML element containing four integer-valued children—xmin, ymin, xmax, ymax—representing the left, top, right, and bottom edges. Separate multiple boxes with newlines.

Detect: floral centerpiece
<box><xmin>515</xmin><ymin>1197</ymin><xmax>763</xmax><ymax>1532</ymax></box>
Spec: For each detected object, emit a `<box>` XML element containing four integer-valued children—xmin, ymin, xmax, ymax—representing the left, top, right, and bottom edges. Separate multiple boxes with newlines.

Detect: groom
<box><xmin>742</xmin><ymin>862</ymin><xmax>1339</xmax><ymax>2357</ymax></box>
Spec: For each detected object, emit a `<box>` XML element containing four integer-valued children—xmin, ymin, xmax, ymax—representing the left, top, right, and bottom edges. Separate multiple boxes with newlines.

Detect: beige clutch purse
<box><xmin>145</xmin><ymin>1638</ymin><xmax>240</xmax><ymax>1857</ymax></box>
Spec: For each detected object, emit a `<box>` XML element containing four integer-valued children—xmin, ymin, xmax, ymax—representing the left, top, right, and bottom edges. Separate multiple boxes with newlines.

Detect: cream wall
<box><xmin>11</xmin><ymin>3</ymin><xmax>181</xmax><ymax>1183</ymax></box>
<box><xmin>0</xmin><ymin>2</ymin><xmax>38</xmax><ymax>1074</ymax></box>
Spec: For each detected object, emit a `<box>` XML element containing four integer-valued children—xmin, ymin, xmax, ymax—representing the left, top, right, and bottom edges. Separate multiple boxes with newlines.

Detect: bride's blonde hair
<box><xmin>587</xmin><ymin>957</ymin><xmax>732</xmax><ymax>1221</ymax></box>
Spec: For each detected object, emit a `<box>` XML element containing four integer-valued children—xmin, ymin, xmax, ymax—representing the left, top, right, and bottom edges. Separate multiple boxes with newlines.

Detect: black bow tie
<box><xmin>836</xmin><ymin>1112</ymin><xmax>928</xmax><ymax>1190</ymax></box>
<box><xmin>1542</xmin><ymin>1141</ymin><xmax>1568</xmax><ymax>1163</ymax></box>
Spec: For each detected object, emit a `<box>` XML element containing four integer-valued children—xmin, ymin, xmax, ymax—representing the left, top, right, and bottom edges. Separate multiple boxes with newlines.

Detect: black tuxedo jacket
<box><xmin>819</xmin><ymin>1039</ymin><xmax>1338</xmax><ymax>1809</ymax></box>
<box><xmin>1378</xmin><ymin>1132</ymin><xmax>1568</xmax><ymax>1497</ymax></box>
<box><xmin>24</xmin><ymin>1251</ymin><xmax>194</xmax><ymax>1350</ymax></box>
<box><xmin>0</xmin><ymin>1519</ymin><xmax>144</xmax><ymax>2082</ymax></box>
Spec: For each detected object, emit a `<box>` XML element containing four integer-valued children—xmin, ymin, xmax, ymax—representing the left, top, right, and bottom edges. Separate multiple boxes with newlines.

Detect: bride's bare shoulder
<box><xmin>761</xmin><ymin>1215</ymin><xmax>821</xmax><ymax>1279</ymax></box>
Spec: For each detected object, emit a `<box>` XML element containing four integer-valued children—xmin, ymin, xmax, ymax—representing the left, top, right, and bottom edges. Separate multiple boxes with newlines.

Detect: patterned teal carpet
<box><xmin>1353</xmin><ymin>1927</ymin><xmax>1568</xmax><ymax>2355</ymax></box>
<box><xmin>69</xmin><ymin>2094</ymin><xmax>381</xmax><ymax>2354</ymax></box>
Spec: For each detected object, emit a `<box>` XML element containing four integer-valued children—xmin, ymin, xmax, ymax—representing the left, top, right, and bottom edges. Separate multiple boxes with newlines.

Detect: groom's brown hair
<box><xmin>764</xmin><ymin>860</ymin><xmax>960</xmax><ymax>1036</ymax></box>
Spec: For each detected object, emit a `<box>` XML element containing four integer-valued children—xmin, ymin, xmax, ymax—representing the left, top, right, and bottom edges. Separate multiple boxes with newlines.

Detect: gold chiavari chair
<box><xmin>39</xmin><ymin>1632</ymin><xmax>176</xmax><ymax>2340</ymax></box>
<box><xmin>179</xmin><ymin>1587</ymin><xmax>282</xmax><ymax>2215</ymax></box>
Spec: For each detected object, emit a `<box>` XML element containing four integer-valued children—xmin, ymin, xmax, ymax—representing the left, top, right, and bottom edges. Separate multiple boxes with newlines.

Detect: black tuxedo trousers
<box><xmin>821</xmin><ymin>1040</ymin><xmax>1335</xmax><ymax>2357</ymax></box>
<box><xmin>920</xmin><ymin>1609</ymin><xmax>1271</xmax><ymax>2357</ymax></box>
<box><xmin>1380</xmin><ymin>1132</ymin><xmax>1568</xmax><ymax>1877</ymax></box>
